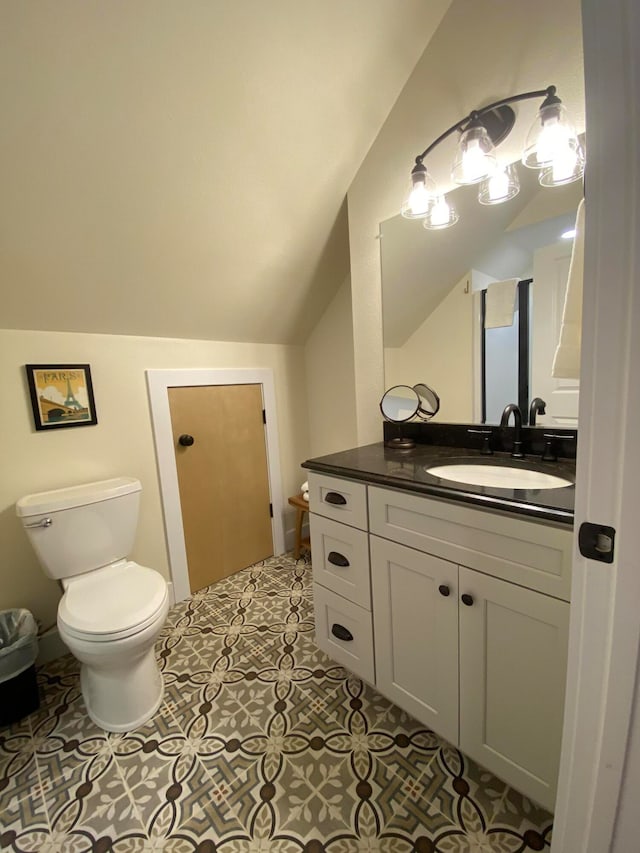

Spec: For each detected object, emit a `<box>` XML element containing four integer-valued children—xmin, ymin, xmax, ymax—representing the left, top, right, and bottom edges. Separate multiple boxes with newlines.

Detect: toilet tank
<box><xmin>16</xmin><ymin>477</ymin><xmax>142</xmax><ymax>581</ymax></box>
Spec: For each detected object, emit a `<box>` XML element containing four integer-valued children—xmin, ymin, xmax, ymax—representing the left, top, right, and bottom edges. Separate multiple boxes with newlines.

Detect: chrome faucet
<box><xmin>500</xmin><ymin>403</ymin><xmax>525</xmax><ymax>458</ymax></box>
<box><xmin>529</xmin><ymin>397</ymin><xmax>547</xmax><ymax>426</ymax></box>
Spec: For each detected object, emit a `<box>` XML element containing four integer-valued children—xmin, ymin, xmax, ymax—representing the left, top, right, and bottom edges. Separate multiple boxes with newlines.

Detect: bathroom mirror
<box><xmin>380</xmin><ymin>159</ymin><xmax>583</xmax><ymax>427</ymax></box>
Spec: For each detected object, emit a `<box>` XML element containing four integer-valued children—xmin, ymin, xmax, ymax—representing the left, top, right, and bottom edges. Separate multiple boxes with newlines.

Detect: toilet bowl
<box><xmin>16</xmin><ymin>478</ymin><xmax>170</xmax><ymax>732</ymax></box>
<box><xmin>57</xmin><ymin>560</ymin><xmax>170</xmax><ymax>731</ymax></box>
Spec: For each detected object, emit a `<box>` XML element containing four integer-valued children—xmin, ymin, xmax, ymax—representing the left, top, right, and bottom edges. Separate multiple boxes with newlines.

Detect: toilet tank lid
<box><xmin>16</xmin><ymin>477</ymin><xmax>141</xmax><ymax>517</ymax></box>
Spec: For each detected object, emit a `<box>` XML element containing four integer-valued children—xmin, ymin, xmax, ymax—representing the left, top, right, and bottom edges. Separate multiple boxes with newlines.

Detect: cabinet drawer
<box><xmin>310</xmin><ymin>515</ymin><xmax>371</xmax><ymax>609</ymax></box>
<box><xmin>369</xmin><ymin>486</ymin><xmax>572</xmax><ymax>601</ymax></box>
<box><xmin>313</xmin><ymin>584</ymin><xmax>375</xmax><ymax>684</ymax></box>
<box><xmin>308</xmin><ymin>472</ymin><xmax>368</xmax><ymax>531</ymax></box>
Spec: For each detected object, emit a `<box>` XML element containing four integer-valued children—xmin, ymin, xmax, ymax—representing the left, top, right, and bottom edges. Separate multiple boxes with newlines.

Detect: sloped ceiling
<box><xmin>0</xmin><ymin>0</ymin><xmax>451</xmax><ymax>344</ymax></box>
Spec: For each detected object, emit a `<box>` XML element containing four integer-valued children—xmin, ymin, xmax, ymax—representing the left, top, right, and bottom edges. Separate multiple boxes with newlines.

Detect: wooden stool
<box><xmin>288</xmin><ymin>494</ymin><xmax>311</xmax><ymax>559</ymax></box>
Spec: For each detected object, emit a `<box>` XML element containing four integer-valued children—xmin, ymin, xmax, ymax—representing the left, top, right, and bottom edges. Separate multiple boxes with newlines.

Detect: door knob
<box><xmin>438</xmin><ymin>584</ymin><xmax>450</xmax><ymax>597</ymax></box>
<box><xmin>178</xmin><ymin>434</ymin><xmax>195</xmax><ymax>447</ymax></box>
<box><xmin>461</xmin><ymin>593</ymin><xmax>474</xmax><ymax>607</ymax></box>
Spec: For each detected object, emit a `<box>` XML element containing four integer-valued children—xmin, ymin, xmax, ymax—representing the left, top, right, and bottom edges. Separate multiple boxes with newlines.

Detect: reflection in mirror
<box><xmin>380</xmin><ymin>159</ymin><xmax>583</xmax><ymax>427</ymax></box>
<box><xmin>379</xmin><ymin>385</ymin><xmax>420</xmax><ymax>422</ymax></box>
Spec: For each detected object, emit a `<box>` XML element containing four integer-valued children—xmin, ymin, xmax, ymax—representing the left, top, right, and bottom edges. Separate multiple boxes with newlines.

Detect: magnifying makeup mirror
<box><xmin>414</xmin><ymin>383</ymin><xmax>441</xmax><ymax>420</ymax></box>
<box><xmin>380</xmin><ymin>383</ymin><xmax>440</xmax><ymax>448</ymax></box>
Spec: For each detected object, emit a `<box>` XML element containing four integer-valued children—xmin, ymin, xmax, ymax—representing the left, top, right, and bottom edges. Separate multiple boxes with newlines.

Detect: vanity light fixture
<box><xmin>401</xmin><ymin>85</ymin><xmax>584</xmax><ymax>229</ymax></box>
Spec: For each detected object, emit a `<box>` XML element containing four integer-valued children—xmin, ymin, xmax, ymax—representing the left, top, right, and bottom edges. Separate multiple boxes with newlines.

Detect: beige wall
<box><xmin>304</xmin><ymin>276</ymin><xmax>358</xmax><ymax>458</ymax></box>
<box><xmin>384</xmin><ymin>272</ymin><xmax>474</xmax><ymax>422</ymax></box>
<box><xmin>347</xmin><ymin>0</ymin><xmax>584</xmax><ymax>443</ymax></box>
<box><xmin>0</xmin><ymin>329</ymin><xmax>309</xmax><ymax>630</ymax></box>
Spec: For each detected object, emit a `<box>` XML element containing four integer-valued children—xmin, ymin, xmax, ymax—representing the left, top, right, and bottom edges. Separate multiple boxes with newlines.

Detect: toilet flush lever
<box><xmin>24</xmin><ymin>517</ymin><xmax>52</xmax><ymax>529</ymax></box>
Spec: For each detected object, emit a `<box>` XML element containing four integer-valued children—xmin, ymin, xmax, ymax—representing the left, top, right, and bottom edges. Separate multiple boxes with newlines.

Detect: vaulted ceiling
<box><xmin>0</xmin><ymin>1</ymin><xmax>451</xmax><ymax>344</ymax></box>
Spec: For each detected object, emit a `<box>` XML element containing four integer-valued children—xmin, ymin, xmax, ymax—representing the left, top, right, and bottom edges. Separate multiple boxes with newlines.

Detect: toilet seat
<box><xmin>58</xmin><ymin>560</ymin><xmax>168</xmax><ymax>642</ymax></box>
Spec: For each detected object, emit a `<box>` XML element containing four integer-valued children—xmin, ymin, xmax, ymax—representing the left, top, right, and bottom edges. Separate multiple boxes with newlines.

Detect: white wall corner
<box><xmin>36</xmin><ymin>627</ymin><xmax>68</xmax><ymax>667</ymax></box>
<box><xmin>284</xmin><ymin>521</ymin><xmax>310</xmax><ymax>555</ymax></box>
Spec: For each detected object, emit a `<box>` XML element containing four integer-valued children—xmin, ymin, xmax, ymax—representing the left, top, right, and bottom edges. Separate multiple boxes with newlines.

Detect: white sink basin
<box><xmin>425</xmin><ymin>464</ymin><xmax>573</xmax><ymax>490</ymax></box>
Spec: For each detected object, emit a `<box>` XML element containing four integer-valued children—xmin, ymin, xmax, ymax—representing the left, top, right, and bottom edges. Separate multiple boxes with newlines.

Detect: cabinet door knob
<box><xmin>461</xmin><ymin>593</ymin><xmax>474</xmax><ymax>607</ymax></box>
<box><xmin>328</xmin><ymin>551</ymin><xmax>350</xmax><ymax>568</ymax></box>
<box><xmin>178</xmin><ymin>434</ymin><xmax>195</xmax><ymax>446</ymax></box>
<box><xmin>325</xmin><ymin>491</ymin><xmax>347</xmax><ymax>506</ymax></box>
<box><xmin>438</xmin><ymin>584</ymin><xmax>450</xmax><ymax>597</ymax></box>
<box><xmin>331</xmin><ymin>623</ymin><xmax>353</xmax><ymax>642</ymax></box>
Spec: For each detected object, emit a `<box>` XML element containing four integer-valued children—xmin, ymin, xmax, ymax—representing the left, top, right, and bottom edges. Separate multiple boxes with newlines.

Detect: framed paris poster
<box><xmin>25</xmin><ymin>364</ymin><xmax>98</xmax><ymax>430</ymax></box>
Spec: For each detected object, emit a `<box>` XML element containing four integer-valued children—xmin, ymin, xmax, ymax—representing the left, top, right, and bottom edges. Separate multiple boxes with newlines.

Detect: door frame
<box><xmin>146</xmin><ymin>368</ymin><xmax>286</xmax><ymax>603</ymax></box>
<box><xmin>552</xmin><ymin>1</ymin><xmax>640</xmax><ymax>849</ymax></box>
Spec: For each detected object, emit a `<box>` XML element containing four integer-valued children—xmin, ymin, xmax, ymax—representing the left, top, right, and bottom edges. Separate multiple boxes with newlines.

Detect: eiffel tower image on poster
<box><xmin>63</xmin><ymin>377</ymin><xmax>84</xmax><ymax>410</ymax></box>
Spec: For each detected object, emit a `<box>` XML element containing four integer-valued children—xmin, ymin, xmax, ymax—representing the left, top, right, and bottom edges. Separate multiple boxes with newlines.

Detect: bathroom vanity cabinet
<box><xmin>308</xmin><ymin>470</ymin><xmax>573</xmax><ymax>811</ymax></box>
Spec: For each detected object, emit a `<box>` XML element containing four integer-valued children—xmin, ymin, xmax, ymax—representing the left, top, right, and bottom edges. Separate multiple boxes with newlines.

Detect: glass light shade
<box><xmin>539</xmin><ymin>145</ymin><xmax>585</xmax><ymax>187</ymax></box>
<box><xmin>478</xmin><ymin>163</ymin><xmax>520</xmax><ymax>205</ymax></box>
<box><xmin>452</xmin><ymin>125</ymin><xmax>497</xmax><ymax>185</ymax></box>
<box><xmin>401</xmin><ymin>170</ymin><xmax>437</xmax><ymax>219</ymax></box>
<box><xmin>423</xmin><ymin>195</ymin><xmax>458</xmax><ymax>230</ymax></box>
<box><xmin>522</xmin><ymin>102</ymin><xmax>582</xmax><ymax>170</ymax></box>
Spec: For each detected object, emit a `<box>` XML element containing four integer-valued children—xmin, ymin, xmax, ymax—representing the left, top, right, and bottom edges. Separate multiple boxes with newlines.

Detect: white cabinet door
<box><xmin>370</xmin><ymin>536</ymin><xmax>459</xmax><ymax>745</ymax></box>
<box><xmin>458</xmin><ymin>566</ymin><xmax>569</xmax><ymax>811</ymax></box>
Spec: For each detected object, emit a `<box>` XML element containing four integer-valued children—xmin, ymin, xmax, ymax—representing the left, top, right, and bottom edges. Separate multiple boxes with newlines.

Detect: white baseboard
<box><xmin>37</xmin><ymin>627</ymin><xmax>68</xmax><ymax>666</ymax></box>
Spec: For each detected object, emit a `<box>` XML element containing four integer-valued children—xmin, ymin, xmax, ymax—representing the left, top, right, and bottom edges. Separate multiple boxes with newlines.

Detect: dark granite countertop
<box><xmin>302</xmin><ymin>442</ymin><xmax>575</xmax><ymax>526</ymax></box>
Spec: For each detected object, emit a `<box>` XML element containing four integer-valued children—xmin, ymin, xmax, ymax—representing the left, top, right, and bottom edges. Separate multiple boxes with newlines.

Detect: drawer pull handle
<box><xmin>438</xmin><ymin>584</ymin><xmax>450</xmax><ymax>597</ymax></box>
<box><xmin>331</xmin><ymin>623</ymin><xmax>353</xmax><ymax>642</ymax></box>
<box><xmin>325</xmin><ymin>491</ymin><xmax>347</xmax><ymax>506</ymax></box>
<box><xmin>328</xmin><ymin>551</ymin><xmax>350</xmax><ymax>568</ymax></box>
<box><xmin>461</xmin><ymin>593</ymin><xmax>474</xmax><ymax>607</ymax></box>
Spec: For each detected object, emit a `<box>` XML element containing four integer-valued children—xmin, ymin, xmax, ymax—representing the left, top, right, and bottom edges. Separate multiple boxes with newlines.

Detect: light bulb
<box><xmin>401</xmin><ymin>168</ymin><xmax>437</xmax><ymax>219</ymax></box>
<box><xmin>463</xmin><ymin>138</ymin><xmax>489</xmax><ymax>183</ymax></box>
<box><xmin>452</xmin><ymin>124</ymin><xmax>496</xmax><ymax>185</ymax></box>
<box><xmin>488</xmin><ymin>169</ymin><xmax>509</xmax><ymax>201</ymax></box>
<box><xmin>407</xmin><ymin>181</ymin><xmax>430</xmax><ymax>217</ymax></box>
<box><xmin>551</xmin><ymin>146</ymin><xmax>578</xmax><ymax>183</ymax></box>
<box><xmin>537</xmin><ymin>115</ymin><xmax>572</xmax><ymax>166</ymax></box>
<box><xmin>430</xmin><ymin>197</ymin><xmax>449</xmax><ymax>227</ymax></box>
<box><xmin>523</xmin><ymin>100</ymin><xmax>583</xmax><ymax>176</ymax></box>
<box><xmin>423</xmin><ymin>195</ymin><xmax>458</xmax><ymax>230</ymax></box>
<box><xmin>478</xmin><ymin>162</ymin><xmax>520</xmax><ymax>206</ymax></box>
<box><xmin>539</xmin><ymin>145</ymin><xmax>584</xmax><ymax>187</ymax></box>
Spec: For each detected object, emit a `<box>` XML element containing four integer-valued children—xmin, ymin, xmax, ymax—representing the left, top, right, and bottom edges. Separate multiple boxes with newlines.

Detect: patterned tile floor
<box><xmin>0</xmin><ymin>554</ymin><xmax>553</xmax><ymax>852</ymax></box>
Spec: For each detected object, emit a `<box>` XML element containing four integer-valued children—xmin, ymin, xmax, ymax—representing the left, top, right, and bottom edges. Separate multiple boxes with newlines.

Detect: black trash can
<box><xmin>0</xmin><ymin>609</ymin><xmax>40</xmax><ymax>727</ymax></box>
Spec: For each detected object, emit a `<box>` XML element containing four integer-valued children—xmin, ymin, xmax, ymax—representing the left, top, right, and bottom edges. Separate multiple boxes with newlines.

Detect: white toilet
<box><xmin>16</xmin><ymin>477</ymin><xmax>169</xmax><ymax>732</ymax></box>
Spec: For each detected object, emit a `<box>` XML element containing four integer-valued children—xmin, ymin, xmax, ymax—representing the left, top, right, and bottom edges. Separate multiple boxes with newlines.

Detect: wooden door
<box><xmin>370</xmin><ymin>535</ymin><xmax>459</xmax><ymax>745</ymax></box>
<box><xmin>168</xmin><ymin>384</ymin><xmax>273</xmax><ymax>592</ymax></box>
<box><xmin>458</xmin><ymin>566</ymin><xmax>569</xmax><ymax>811</ymax></box>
